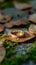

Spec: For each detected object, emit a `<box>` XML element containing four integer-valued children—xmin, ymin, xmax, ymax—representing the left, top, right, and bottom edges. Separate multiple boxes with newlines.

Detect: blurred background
<box><xmin>0</xmin><ymin>0</ymin><xmax>32</xmax><ymax>9</ymax></box>
<box><xmin>0</xmin><ymin>0</ymin><xmax>36</xmax><ymax>12</ymax></box>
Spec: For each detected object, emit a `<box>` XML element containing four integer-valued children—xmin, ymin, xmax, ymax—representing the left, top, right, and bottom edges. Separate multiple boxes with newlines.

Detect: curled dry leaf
<box><xmin>29</xmin><ymin>14</ymin><xmax>36</xmax><ymax>24</ymax></box>
<box><xmin>1</xmin><ymin>30</ymin><xmax>35</xmax><ymax>42</ymax></box>
<box><xmin>0</xmin><ymin>13</ymin><xmax>13</xmax><ymax>24</ymax></box>
<box><xmin>4</xmin><ymin>22</ymin><xmax>13</xmax><ymax>28</ymax></box>
<box><xmin>0</xmin><ymin>42</ymin><xmax>6</xmax><ymax>63</ymax></box>
<box><xmin>29</xmin><ymin>24</ymin><xmax>36</xmax><ymax>35</ymax></box>
<box><xmin>4</xmin><ymin>20</ymin><xmax>28</xmax><ymax>28</ymax></box>
<box><xmin>13</xmin><ymin>1</ymin><xmax>32</xmax><ymax>10</ymax></box>
<box><xmin>11</xmin><ymin>30</ymin><xmax>25</xmax><ymax>38</ymax></box>
<box><xmin>0</xmin><ymin>25</ymin><xmax>5</xmax><ymax>33</ymax></box>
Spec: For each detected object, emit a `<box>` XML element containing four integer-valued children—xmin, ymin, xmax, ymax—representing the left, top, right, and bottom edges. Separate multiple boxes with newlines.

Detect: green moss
<box><xmin>4</xmin><ymin>41</ymin><xmax>18</xmax><ymax>49</ymax></box>
<box><xmin>0</xmin><ymin>33</ymin><xmax>6</xmax><ymax>39</ymax></box>
<box><xmin>25</xmin><ymin>24</ymin><xmax>31</xmax><ymax>29</ymax></box>
<box><xmin>1</xmin><ymin>2</ymin><xmax>14</xmax><ymax>8</ymax></box>
<box><xmin>1</xmin><ymin>55</ymin><xmax>28</xmax><ymax>65</ymax></box>
<box><xmin>28</xmin><ymin>41</ymin><xmax>36</xmax><ymax>61</ymax></box>
<box><xmin>1</xmin><ymin>41</ymin><xmax>36</xmax><ymax>65</ymax></box>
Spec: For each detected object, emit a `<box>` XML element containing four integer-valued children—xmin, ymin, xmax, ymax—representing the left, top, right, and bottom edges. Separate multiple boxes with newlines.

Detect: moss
<box><xmin>1</xmin><ymin>2</ymin><xmax>14</xmax><ymax>8</ymax></box>
<box><xmin>28</xmin><ymin>41</ymin><xmax>36</xmax><ymax>61</ymax></box>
